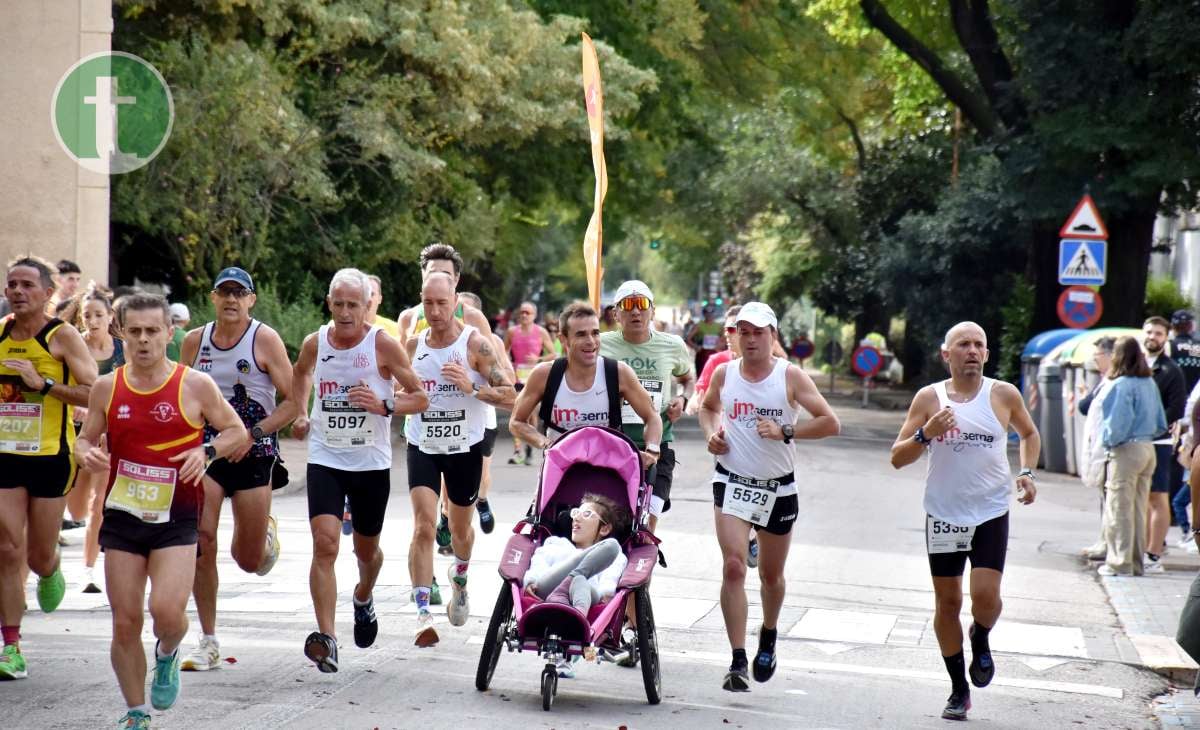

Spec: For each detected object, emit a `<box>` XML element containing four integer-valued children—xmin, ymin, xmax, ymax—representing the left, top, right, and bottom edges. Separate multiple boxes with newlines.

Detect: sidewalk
<box><xmin>1097</xmin><ymin>551</ymin><xmax>1200</xmax><ymax>725</ymax></box>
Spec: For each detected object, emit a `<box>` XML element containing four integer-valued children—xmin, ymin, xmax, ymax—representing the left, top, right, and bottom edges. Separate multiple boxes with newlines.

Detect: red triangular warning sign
<box><xmin>1059</xmin><ymin>194</ymin><xmax>1108</xmax><ymax>240</ymax></box>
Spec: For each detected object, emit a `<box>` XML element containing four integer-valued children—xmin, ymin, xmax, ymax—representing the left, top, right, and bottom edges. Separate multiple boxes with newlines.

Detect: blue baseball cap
<box><xmin>213</xmin><ymin>267</ymin><xmax>254</xmax><ymax>292</ymax></box>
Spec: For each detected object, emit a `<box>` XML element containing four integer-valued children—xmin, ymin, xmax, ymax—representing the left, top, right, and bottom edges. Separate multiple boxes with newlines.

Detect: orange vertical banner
<box><xmin>580</xmin><ymin>33</ymin><xmax>607</xmax><ymax>309</ymax></box>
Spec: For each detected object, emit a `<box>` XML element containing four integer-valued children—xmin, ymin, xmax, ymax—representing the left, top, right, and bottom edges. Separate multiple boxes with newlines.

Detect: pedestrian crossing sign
<box><xmin>1058</xmin><ymin>239</ymin><xmax>1107</xmax><ymax>286</ymax></box>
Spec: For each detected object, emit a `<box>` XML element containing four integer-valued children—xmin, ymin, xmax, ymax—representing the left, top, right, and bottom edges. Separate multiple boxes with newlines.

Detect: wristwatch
<box><xmin>645</xmin><ymin>443</ymin><xmax>661</xmax><ymax>455</ymax></box>
<box><xmin>471</xmin><ymin>383</ymin><xmax>481</xmax><ymax>396</ymax></box>
<box><xmin>250</xmin><ymin>425</ymin><xmax>265</xmax><ymax>441</ymax></box>
<box><xmin>40</xmin><ymin>377</ymin><xmax>55</xmax><ymax>396</ymax></box>
<box><xmin>914</xmin><ymin>426</ymin><xmax>932</xmax><ymax>445</ymax></box>
<box><xmin>203</xmin><ymin>443</ymin><xmax>217</xmax><ymax>461</ymax></box>
<box><xmin>382</xmin><ymin>398</ymin><xmax>394</xmax><ymax>417</ymax></box>
<box><xmin>1017</xmin><ymin>468</ymin><xmax>1036</xmax><ymax>481</ymax></box>
<box><xmin>781</xmin><ymin>424</ymin><xmax>795</xmax><ymax>444</ymax></box>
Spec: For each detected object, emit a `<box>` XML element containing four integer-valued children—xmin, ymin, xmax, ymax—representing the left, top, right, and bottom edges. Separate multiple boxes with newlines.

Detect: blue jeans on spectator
<box><xmin>1174</xmin><ymin>470</ymin><xmax>1192</xmax><ymax>533</ymax></box>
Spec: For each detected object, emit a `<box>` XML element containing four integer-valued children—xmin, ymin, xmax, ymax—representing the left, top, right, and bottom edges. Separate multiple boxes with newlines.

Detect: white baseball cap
<box><xmin>613</xmin><ymin>279</ymin><xmax>654</xmax><ymax>305</ymax></box>
<box><xmin>169</xmin><ymin>303</ymin><xmax>190</xmax><ymax>322</ymax></box>
<box><xmin>736</xmin><ymin>301</ymin><xmax>777</xmax><ymax>329</ymax></box>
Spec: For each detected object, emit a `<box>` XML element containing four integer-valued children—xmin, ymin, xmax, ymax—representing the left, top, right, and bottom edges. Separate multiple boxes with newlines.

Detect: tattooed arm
<box><xmin>469</xmin><ymin>331</ymin><xmax>516</xmax><ymax>409</ymax></box>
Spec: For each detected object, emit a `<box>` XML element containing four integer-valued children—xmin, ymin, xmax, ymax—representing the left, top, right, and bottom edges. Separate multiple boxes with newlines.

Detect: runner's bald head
<box><xmin>942</xmin><ymin>321</ymin><xmax>987</xmax><ymax>351</ymax></box>
<box><xmin>422</xmin><ymin>271</ymin><xmax>455</xmax><ymax>295</ymax></box>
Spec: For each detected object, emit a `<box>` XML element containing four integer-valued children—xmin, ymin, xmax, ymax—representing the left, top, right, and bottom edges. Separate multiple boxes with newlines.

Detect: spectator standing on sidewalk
<box><xmin>1143</xmin><ymin>317</ymin><xmax>1187</xmax><ymax>570</ymax></box>
<box><xmin>1079</xmin><ymin>337</ymin><xmax>1116</xmax><ymax>561</ymax></box>
<box><xmin>1098</xmin><ymin>336</ymin><xmax>1167</xmax><ymax>576</ymax></box>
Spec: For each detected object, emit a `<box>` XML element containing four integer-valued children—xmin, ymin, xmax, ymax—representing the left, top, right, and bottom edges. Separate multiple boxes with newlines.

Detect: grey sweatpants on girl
<box><xmin>532</xmin><ymin>538</ymin><xmax>621</xmax><ymax>611</ymax></box>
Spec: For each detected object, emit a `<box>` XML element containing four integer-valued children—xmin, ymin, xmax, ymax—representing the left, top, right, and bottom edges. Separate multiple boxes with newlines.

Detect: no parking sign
<box><xmin>851</xmin><ymin>345</ymin><xmax>883</xmax><ymax>378</ymax></box>
<box><xmin>1056</xmin><ymin>286</ymin><xmax>1103</xmax><ymax>329</ymax></box>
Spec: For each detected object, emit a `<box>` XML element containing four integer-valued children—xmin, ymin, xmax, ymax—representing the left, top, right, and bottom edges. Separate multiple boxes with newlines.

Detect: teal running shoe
<box><xmin>150</xmin><ymin>643</ymin><xmax>181</xmax><ymax>710</ymax></box>
<box><xmin>117</xmin><ymin>709</ymin><xmax>151</xmax><ymax>729</ymax></box>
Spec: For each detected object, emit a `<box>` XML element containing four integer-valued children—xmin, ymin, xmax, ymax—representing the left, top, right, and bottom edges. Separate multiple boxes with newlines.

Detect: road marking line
<box><xmin>659</xmin><ymin>649</ymin><xmax>1123</xmax><ymax>699</ymax></box>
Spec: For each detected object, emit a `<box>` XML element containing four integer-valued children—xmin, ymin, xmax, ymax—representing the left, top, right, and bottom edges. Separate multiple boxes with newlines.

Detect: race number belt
<box><xmin>321</xmin><ymin>398</ymin><xmax>375</xmax><ymax>448</ymax></box>
<box><xmin>702</xmin><ymin>334</ymin><xmax>719</xmax><ymax>350</ymax></box>
<box><xmin>926</xmin><ymin>515</ymin><xmax>976</xmax><ymax>554</ymax></box>
<box><xmin>622</xmin><ymin>378</ymin><xmax>664</xmax><ymax>425</ymax></box>
<box><xmin>716</xmin><ymin>464</ymin><xmax>794</xmax><ymax>527</ymax></box>
<box><xmin>420</xmin><ymin>409</ymin><xmax>469</xmax><ymax>454</ymax></box>
<box><xmin>105</xmin><ymin>459</ymin><xmax>177</xmax><ymax>524</ymax></box>
<box><xmin>0</xmin><ymin>402</ymin><xmax>42</xmax><ymax>453</ymax></box>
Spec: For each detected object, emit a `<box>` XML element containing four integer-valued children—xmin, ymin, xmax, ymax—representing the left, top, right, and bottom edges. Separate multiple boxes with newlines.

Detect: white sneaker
<box><xmin>447</xmin><ymin>565</ymin><xmax>469</xmax><ymax>627</ymax></box>
<box><xmin>1177</xmin><ymin>533</ymin><xmax>1194</xmax><ymax>549</ymax></box>
<box><xmin>180</xmin><ymin>636</ymin><xmax>220</xmax><ymax>671</ymax></box>
<box><xmin>1097</xmin><ymin>564</ymin><xmax>1131</xmax><ymax>577</ymax></box>
<box><xmin>1082</xmin><ymin>543</ymin><xmax>1107</xmax><ymax>561</ymax></box>
<box><xmin>1144</xmin><ymin>559</ymin><xmax>1166</xmax><ymax>575</ymax></box>
<box><xmin>256</xmin><ymin>515</ymin><xmax>280</xmax><ymax>576</ymax></box>
<box><xmin>414</xmin><ymin>610</ymin><xmax>439</xmax><ymax>648</ymax></box>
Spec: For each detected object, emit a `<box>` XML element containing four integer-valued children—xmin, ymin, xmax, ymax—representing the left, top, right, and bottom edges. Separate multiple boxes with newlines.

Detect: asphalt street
<box><xmin>6</xmin><ymin>399</ymin><xmax>1169</xmax><ymax>729</ymax></box>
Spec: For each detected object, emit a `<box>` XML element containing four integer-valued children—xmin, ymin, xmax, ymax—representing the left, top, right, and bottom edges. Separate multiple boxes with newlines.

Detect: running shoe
<box><xmin>181</xmin><ymin>636</ymin><xmax>220</xmax><ymax>672</ymax></box>
<box><xmin>429</xmin><ymin>578</ymin><xmax>443</xmax><ymax>606</ymax></box>
<box><xmin>507</xmin><ymin>453</ymin><xmax>525</xmax><ymax>466</ymax></box>
<box><xmin>82</xmin><ymin>566</ymin><xmax>102</xmax><ymax>594</ymax></box>
<box><xmin>342</xmin><ymin>497</ymin><xmax>352</xmax><ymax>536</ymax></box>
<box><xmin>414</xmin><ymin>610</ymin><xmax>439</xmax><ymax>648</ymax></box>
<box><xmin>353</xmin><ymin>596</ymin><xmax>378</xmax><ymax>648</ymax></box>
<box><xmin>615</xmin><ymin>626</ymin><xmax>639</xmax><ymax>668</ymax></box>
<box><xmin>60</xmin><ymin>519</ymin><xmax>85</xmax><ymax>531</ymax></box>
<box><xmin>1178</xmin><ymin>531</ymin><xmax>1194</xmax><ymax>549</ymax></box>
<box><xmin>1097</xmin><ymin>564</ymin><xmax>1130</xmax><ymax>577</ymax></box>
<box><xmin>150</xmin><ymin>643</ymin><xmax>181</xmax><ymax>710</ymax></box>
<box><xmin>37</xmin><ymin>567</ymin><xmax>65</xmax><ymax>613</ymax></box>
<box><xmin>476</xmin><ymin>499</ymin><xmax>495</xmax><ymax>534</ymax></box>
<box><xmin>437</xmin><ymin>543</ymin><xmax>454</xmax><ymax>556</ymax></box>
<box><xmin>967</xmin><ymin>625</ymin><xmax>994</xmax><ymax>688</ymax></box>
<box><xmin>752</xmin><ymin>628</ymin><xmax>777</xmax><ymax>683</ymax></box>
<box><xmin>722</xmin><ymin>665</ymin><xmax>750</xmax><ymax>692</ymax></box>
<box><xmin>941</xmin><ymin>688</ymin><xmax>971</xmax><ymax>720</ymax></box>
<box><xmin>303</xmin><ymin>631</ymin><xmax>339</xmax><ymax>673</ymax></box>
<box><xmin>435</xmin><ymin>514</ymin><xmax>452</xmax><ymax>549</ymax></box>
<box><xmin>1144</xmin><ymin>559</ymin><xmax>1166</xmax><ymax>575</ymax></box>
<box><xmin>256</xmin><ymin>515</ymin><xmax>280</xmax><ymax>576</ymax></box>
<box><xmin>117</xmin><ymin>709</ymin><xmax>151</xmax><ymax>729</ymax></box>
<box><xmin>556</xmin><ymin>656</ymin><xmax>579</xmax><ymax>679</ymax></box>
<box><xmin>747</xmin><ymin>537</ymin><xmax>759</xmax><ymax>569</ymax></box>
<box><xmin>0</xmin><ymin>644</ymin><xmax>27</xmax><ymax>680</ymax></box>
<box><xmin>447</xmin><ymin>565</ymin><xmax>469</xmax><ymax>626</ymax></box>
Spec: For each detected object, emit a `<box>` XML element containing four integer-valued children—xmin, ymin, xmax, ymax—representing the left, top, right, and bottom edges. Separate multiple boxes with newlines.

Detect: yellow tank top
<box><xmin>0</xmin><ymin>317</ymin><xmax>75</xmax><ymax>456</ymax></box>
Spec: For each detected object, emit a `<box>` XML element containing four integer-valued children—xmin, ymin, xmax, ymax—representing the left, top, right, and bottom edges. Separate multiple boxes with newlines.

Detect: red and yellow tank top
<box><xmin>105</xmin><ymin>363</ymin><xmax>204</xmax><ymax>523</ymax></box>
<box><xmin>0</xmin><ymin>316</ymin><xmax>76</xmax><ymax>456</ymax></box>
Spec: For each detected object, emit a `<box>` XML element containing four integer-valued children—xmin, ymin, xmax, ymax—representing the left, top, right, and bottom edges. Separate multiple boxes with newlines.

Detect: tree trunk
<box><xmin>1029</xmin><ymin>199</ymin><xmax>1157</xmax><ymax>332</ymax></box>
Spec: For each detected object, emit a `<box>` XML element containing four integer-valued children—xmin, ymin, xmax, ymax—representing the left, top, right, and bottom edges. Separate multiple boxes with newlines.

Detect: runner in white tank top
<box><xmin>310</xmin><ymin>324</ymin><xmax>394</xmax><ymax>471</ymax></box>
<box><xmin>403</xmin><ymin>273</ymin><xmax>516</xmax><ymax>646</ymax></box>
<box><xmin>890</xmin><ymin>321</ymin><xmax>1041</xmax><ymax>721</ymax></box>
<box><xmin>178</xmin><ymin>267</ymin><xmax>302</xmax><ymax>673</ymax></box>
<box><xmin>698</xmin><ymin>302</ymin><xmax>840</xmax><ymax>693</ymax></box>
<box><xmin>290</xmin><ymin>268</ymin><xmax>429</xmax><ymax>671</ymax></box>
<box><xmin>924</xmin><ymin>377</ymin><xmax>1012</xmax><ymax>526</ymax></box>
<box><xmin>545</xmin><ymin>359</ymin><xmax>612</xmax><ymax>437</ymax></box>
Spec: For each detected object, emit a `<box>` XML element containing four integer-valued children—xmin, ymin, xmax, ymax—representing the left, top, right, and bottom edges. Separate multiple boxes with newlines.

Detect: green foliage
<box><xmin>997</xmin><ymin>274</ymin><xmax>1035</xmax><ymax>383</ymax></box>
<box><xmin>1144</xmin><ymin>276</ymin><xmax>1193</xmax><ymax>321</ymax></box>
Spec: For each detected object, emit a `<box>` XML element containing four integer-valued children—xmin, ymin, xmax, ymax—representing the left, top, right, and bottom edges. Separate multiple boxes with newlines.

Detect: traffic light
<box><xmin>649</xmin><ymin>238</ymin><xmax>662</xmax><ymax>250</ymax></box>
<box><xmin>715</xmin><ymin>297</ymin><xmax>724</xmax><ymax>306</ymax></box>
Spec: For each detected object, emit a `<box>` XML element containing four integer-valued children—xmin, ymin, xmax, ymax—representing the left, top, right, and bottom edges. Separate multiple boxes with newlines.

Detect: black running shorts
<box><xmin>206</xmin><ymin>455</ymin><xmax>276</xmax><ymax>497</ymax></box>
<box><xmin>927</xmin><ymin>512</ymin><xmax>1009</xmax><ymax>577</ymax></box>
<box><xmin>306</xmin><ymin>463</ymin><xmax>392</xmax><ymax>537</ymax></box>
<box><xmin>711</xmin><ymin>481</ymin><xmax>799</xmax><ymax>536</ymax></box>
<box><xmin>480</xmin><ymin>427</ymin><xmax>498</xmax><ymax>458</ymax></box>
<box><xmin>407</xmin><ymin>443</ymin><xmax>484</xmax><ymax>507</ymax></box>
<box><xmin>645</xmin><ymin>443</ymin><xmax>676</xmax><ymax>516</ymax></box>
<box><xmin>0</xmin><ymin>453</ymin><xmax>76</xmax><ymax>498</ymax></box>
<box><xmin>99</xmin><ymin>510</ymin><xmax>198</xmax><ymax>557</ymax></box>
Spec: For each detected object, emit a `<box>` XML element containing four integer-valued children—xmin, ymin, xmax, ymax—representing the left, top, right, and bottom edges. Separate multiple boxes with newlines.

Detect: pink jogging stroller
<box><xmin>475</xmin><ymin>425</ymin><xmax>662</xmax><ymax>711</ymax></box>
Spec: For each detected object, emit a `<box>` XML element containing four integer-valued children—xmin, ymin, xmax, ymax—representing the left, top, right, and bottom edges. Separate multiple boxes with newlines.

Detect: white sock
<box><xmin>133</xmin><ymin>704</ymin><xmax>151</xmax><ymax>715</ymax></box>
<box><xmin>453</xmin><ymin>555</ymin><xmax>469</xmax><ymax>578</ymax></box>
<box><xmin>203</xmin><ymin>634</ymin><xmax>218</xmax><ymax>646</ymax></box>
<box><xmin>353</xmin><ymin>594</ymin><xmax>371</xmax><ymax>607</ymax></box>
<box><xmin>155</xmin><ymin>643</ymin><xmax>174</xmax><ymax>660</ymax></box>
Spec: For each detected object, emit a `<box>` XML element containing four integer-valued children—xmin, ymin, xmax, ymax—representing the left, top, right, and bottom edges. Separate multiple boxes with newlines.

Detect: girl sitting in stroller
<box><xmin>523</xmin><ymin>493</ymin><xmax>630</xmax><ymax>614</ymax></box>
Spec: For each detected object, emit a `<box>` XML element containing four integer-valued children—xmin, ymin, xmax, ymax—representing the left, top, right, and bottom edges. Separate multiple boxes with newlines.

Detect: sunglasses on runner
<box><xmin>570</xmin><ymin>507</ymin><xmax>608</xmax><ymax>525</ymax></box>
<box><xmin>618</xmin><ymin>296</ymin><xmax>651</xmax><ymax>311</ymax></box>
<box><xmin>725</xmin><ymin>325</ymin><xmax>737</xmax><ymax>333</ymax></box>
<box><xmin>213</xmin><ymin>286</ymin><xmax>252</xmax><ymax>298</ymax></box>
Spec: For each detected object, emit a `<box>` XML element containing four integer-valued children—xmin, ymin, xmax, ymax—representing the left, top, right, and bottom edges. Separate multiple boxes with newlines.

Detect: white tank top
<box><xmin>193</xmin><ymin>319</ymin><xmax>277</xmax><ymax>457</ymax></box>
<box><xmin>547</xmin><ymin>360</ymin><xmax>611</xmax><ymax>436</ymax></box>
<box><xmin>308</xmin><ymin>325</ymin><xmax>392</xmax><ymax>471</ymax></box>
<box><xmin>405</xmin><ymin>325</ymin><xmax>486</xmax><ymax>452</ymax></box>
<box><xmin>924</xmin><ymin>377</ymin><xmax>1011</xmax><ymax>526</ymax></box>
<box><xmin>716</xmin><ymin>357</ymin><xmax>796</xmax><ymax>493</ymax></box>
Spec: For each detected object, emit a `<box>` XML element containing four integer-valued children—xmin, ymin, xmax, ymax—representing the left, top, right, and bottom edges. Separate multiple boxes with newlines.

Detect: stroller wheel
<box><xmin>541</xmin><ymin>665</ymin><xmax>557</xmax><ymax>711</ymax></box>
<box><xmin>475</xmin><ymin>584</ymin><xmax>514</xmax><ymax>692</ymax></box>
<box><xmin>635</xmin><ymin>586</ymin><xmax>662</xmax><ymax>705</ymax></box>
